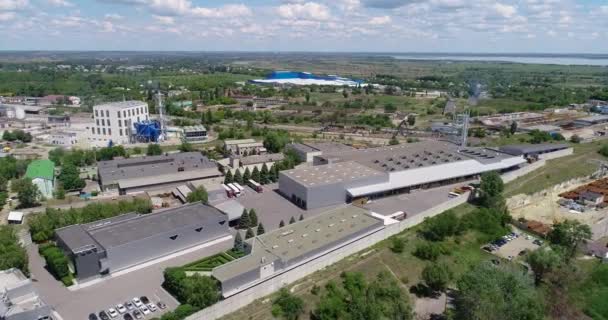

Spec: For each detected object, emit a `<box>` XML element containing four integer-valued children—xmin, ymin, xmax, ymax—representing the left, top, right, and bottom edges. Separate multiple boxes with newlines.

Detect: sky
<box><xmin>0</xmin><ymin>0</ymin><xmax>607</xmax><ymax>53</ymax></box>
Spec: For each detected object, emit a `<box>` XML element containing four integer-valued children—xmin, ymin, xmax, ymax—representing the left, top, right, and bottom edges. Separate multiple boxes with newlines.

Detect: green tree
<box><xmin>239</xmin><ymin>209</ymin><xmax>251</xmax><ymax>229</ymax></box>
<box><xmin>233</xmin><ymin>232</ymin><xmax>244</xmax><ymax>252</ymax></box>
<box><xmin>260</xmin><ymin>163</ymin><xmax>270</xmax><ymax>184</ymax></box>
<box><xmin>16</xmin><ymin>178</ymin><xmax>41</xmax><ymax>208</ymax></box>
<box><xmin>407</xmin><ymin>115</ymin><xmax>416</xmax><ymax>126</ymax></box>
<box><xmin>245</xmin><ymin>227</ymin><xmax>255</xmax><ymax>239</ymax></box>
<box><xmin>299</xmin><ymin>214</ymin><xmax>304</xmax><ymax>221</ymax></box>
<box><xmin>2</xmin><ymin>130</ymin><xmax>15</xmax><ymax>141</ymax></box>
<box><xmin>187</xmin><ymin>186</ymin><xmax>208</xmax><ymax>204</ymax></box>
<box><xmin>279</xmin><ymin>220</ymin><xmax>285</xmax><ymax>228</ymax></box>
<box><xmin>510</xmin><ymin>121</ymin><xmax>518</xmax><ymax>135</ymax></box>
<box><xmin>479</xmin><ymin>171</ymin><xmax>505</xmax><ymax>209</ymax></box>
<box><xmin>257</xmin><ymin>222</ymin><xmax>265</xmax><ymax>235</ymax></box>
<box><xmin>272</xmin><ymin>288</ymin><xmax>305</xmax><ymax>320</ymax></box>
<box><xmin>599</xmin><ymin>144</ymin><xmax>608</xmax><ymax>158</ymax></box>
<box><xmin>422</xmin><ymin>263</ymin><xmax>453</xmax><ymax>293</ymax></box>
<box><xmin>390</xmin><ymin>236</ymin><xmax>404</xmax><ymax>253</ymax></box>
<box><xmin>178</xmin><ymin>141</ymin><xmax>194</xmax><ymax>152</ymax></box>
<box><xmin>389</xmin><ymin>136</ymin><xmax>399</xmax><ymax>145</ymax></box>
<box><xmin>251</xmin><ymin>166</ymin><xmax>261</xmax><ymax>182</ymax></box>
<box><xmin>0</xmin><ymin>226</ymin><xmax>28</xmax><ymax>274</ymax></box>
<box><xmin>384</xmin><ymin>103</ymin><xmax>397</xmax><ymax>113</ymax></box>
<box><xmin>54</xmin><ymin>184</ymin><xmax>66</xmax><ymax>200</ymax></box>
<box><xmin>233</xmin><ymin>170</ymin><xmax>243</xmax><ymax>184</ymax></box>
<box><xmin>526</xmin><ymin>248</ymin><xmax>563</xmax><ymax>285</ymax></box>
<box><xmin>455</xmin><ymin>263</ymin><xmax>543</xmax><ymax>320</ymax></box>
<box><xmin>243</xmin><ymin>167</ymin><xmax>251</xmax><ymax>182</ymax></box>
<box><xmin>548</xmin><ymin>220</ymin><xmax>592</xmax><ymax>260</ymax></box>
<box><xmin>420</xmin><ymin>210</ymin><xmax>461</xmax><ymax>241</ymax></box>
<box><xmin>249</xmin><ymin>209</ymin><xmax>258</xmax><ymax>227</ymax></box>
<box><xmin>289</xmin><ymin>216</ymin><xmax>296</xmax><ymax>224</ymax></box>
<box><xmin>224</xmin><ymin>170</ymin><xmax>233</xmax><ymax>184</ymax></box>
<box><xmin>58</xmin><ymin>163</ymin><xmax>85</xmax><ymax>191</ymax></box>
<box><xmin>570</xmin><ymin>134</ymin><xmax>581</xmax><ymax>144</ymax></box>
<box><xmin>413</xmin><ymin>242</ymin><xmax>446</xmax><ymax>261</ymax></box>
<box><xmin>147</xmin><ymin>143</ymin><xmax>163</xmax><ymax>156</ymax></box>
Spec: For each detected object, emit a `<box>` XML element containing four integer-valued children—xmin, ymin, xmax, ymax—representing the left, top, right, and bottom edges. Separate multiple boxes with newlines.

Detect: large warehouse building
<box><xmin>279</xmin><ymin>141</ymin><xmax>527</xmax><ymax>210</ymax></box>
<box><xmin>212</xmin><ymin>206</ymin><xmax>383</xmax><ymax>297</ymax></box>
<box><xmin>55</xmin><ymin>203</ymin><xmax>232</xmax><ymax>280</ymax></box>
<box><xmin>98</xmin><ymin>152</ymin><xmax>222</xmax><ymax>194</ymax></box>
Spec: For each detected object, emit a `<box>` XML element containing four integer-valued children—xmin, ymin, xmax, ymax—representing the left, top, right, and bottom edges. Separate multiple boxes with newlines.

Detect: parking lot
<box><xmin>27</xmin><ymin>238</ymin><xmax>232</xmax><ymax>320</ymax></box>
<box><xmin>483</xmin><ymin>230</ymin><xmax>542</xmax><ymax>260</ymax></box>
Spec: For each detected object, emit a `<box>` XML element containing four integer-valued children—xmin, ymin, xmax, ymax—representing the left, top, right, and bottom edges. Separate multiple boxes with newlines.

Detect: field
<box><xmin>504</xmin><ymin>141</ymin><xmax>605</xmax><ymax>197</ymax></box>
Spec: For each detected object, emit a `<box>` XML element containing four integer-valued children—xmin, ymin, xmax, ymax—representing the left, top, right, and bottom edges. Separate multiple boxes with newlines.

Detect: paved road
<box><xmin>28</xmin><ymin>239</ymin><xmax>232</xmax><ymax>320</ymax></box>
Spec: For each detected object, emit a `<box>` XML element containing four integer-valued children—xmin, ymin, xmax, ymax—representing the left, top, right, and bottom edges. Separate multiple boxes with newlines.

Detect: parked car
<box><xmin>157</xmin><ymin>301</ymin><xmax>167</xmax><ymax>310</ymax></box>
<box><xmin>533</xmin><ymin>239</ymin><xmax>544</xmax><ymax>246</ymax></box>
<box><xmin>518</xmin><ymin>249</ymin><xmax>528</xmax><ymax>256</ymax></box>
<box><xmin>140</xmin><ymin>296</ymin><xmax>150</xmax><ymax>304</ymax></box>
<box><xmin>140</xmin><ymin>305</ymin><xmax>151</xmax><ymax>315</ymax></box>
<box><xmin>123</xmin><ymin>313</ymin><xmax>133</xmax><ymax>320</ymax></box>
<box><xmin>99</xmin><ymin>311</ymin><xmax>110</xmax><ymax>320</ymax></box>
<box><xmin>132</xmin><ymin>297</ymin><xmax>143</xmax><ymax>308</ymax></box>
<box><xmin>89</xmin><ymin>313</ymin><xmax>99</xmax><ymax>320</ymax></box>
<box><xmin>132</xmin><ymin>310</ymin><xmax>143</xmax><ymax>319</ymax></box>
<box><xmin>147</xmin><ymin>303</ymin><xmax>157</xmax><ymax>312</ymax></box>
<box><xmin>125</xmin><ymin>302</ymin><xmax>135</xmax><ymax>311</ymax></box>
<box><xmin>116</xmin><ymin>304</ymin><xmax>127</xmax><ymax>314</ymax></box>
<box><xmin>108</xmin><ymin>308</ymin><xmax>119</xmax><ymax>318</ymax></box>
<box><xmin>482</xmin><ymin>246</ymin><xmax>493</xmax><ymax>253</ymax></box>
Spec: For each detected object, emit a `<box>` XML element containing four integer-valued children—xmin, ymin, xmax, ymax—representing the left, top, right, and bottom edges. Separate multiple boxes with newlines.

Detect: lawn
<box><xmin>183</xmin><ymin>252</ymin><xmax>236</xmax><ymax>272</ymax></box>
<box><xmin>504</xmin><ymin>141</ymin><xmax>605</xmax><ymax>197</ymax></box>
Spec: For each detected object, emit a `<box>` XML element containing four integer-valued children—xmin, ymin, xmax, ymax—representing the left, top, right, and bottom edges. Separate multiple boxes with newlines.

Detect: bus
<box><xmin>228</xmin><ymin>183</ymin><xmax>241</xmax><ymax>197</ymax></box>
<box><xmin>248</xmin><ymin>179</ymin><xmax>263</xmax><ymax>193</ymax></box>
<box><xmin>222</xmin><ymin>184</ymin><xmax>234</xmax><ymax>197</ymax></box>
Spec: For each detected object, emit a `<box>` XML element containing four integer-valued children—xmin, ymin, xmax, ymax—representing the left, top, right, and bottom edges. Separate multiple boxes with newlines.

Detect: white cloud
<box><xmin>368</xmin><ymin>15</ymin><xmax>391</xmax><ymax>25</ymax></box>
<box><xmin>277</xmin><ymin>2</ymin><xmax>331</xmax><ymax>21</ymax></box>
<box><xmin>104</xmin><ymin>13</ymin><xmax>123</xmax><ymax>20</ymax></box>
<box><xmin>191</xmin><ymin>4</ymin><xmax>251</xmax><ymax>18</ymax></box>
<box><xmin>492</xmin><ymin>3</ymin><xmax>517</xmax><ymax>18</ymax></box>
<box><xmin>46</xmin><ymin>0</ymin><xmax>73</xmax><ymax>7</ymax></box>
<box><xmin>0</xmin><ymin>11</ymin><xmax>15</xmax><ymax>21</ymax></box>
<box><xmin>153</xmin><ymin>15</ymin><xmax>174</xmax><ymax>25</ymax></box>
<box><xmin>0</xmin><ymin>0</ymin><xmax>28</xmax><ymax>11</ymax></box>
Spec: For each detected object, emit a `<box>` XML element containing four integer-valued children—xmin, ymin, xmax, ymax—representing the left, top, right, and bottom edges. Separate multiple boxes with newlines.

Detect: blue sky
<box><xmin>0</xmin><ymin>0</ymin><xmax>607</xmax><ymax>52</ymax></box>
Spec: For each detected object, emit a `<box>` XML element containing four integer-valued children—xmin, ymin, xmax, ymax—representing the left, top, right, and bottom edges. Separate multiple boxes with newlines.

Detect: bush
<box><xmin>162</xmin><ymin>268</ymin><xmax>220</xmax><ymax>309</ymax></box>
<box><xmin>272</xmin><ymin>289</ymin><xmax>304</xmax><ymax>320</ymax></box>
<box><xmin>39</xmin><ymin>243</ymin><xmax>71</xmax><ymax>281</ymax></box>
<box><xmin>159</xmin><ymin>304</ymin><xmax>199</xmax><ymax>320</ymax></box>
<box><xmin>390</xmin><ymin>236</ymin><xmax>405</xmax><ymax>253</ymax></box>
<box><xmin>0</xmin><ymin>226</ymin><xmax>28</xmax><ymax>274</ymax></box>
<box><xmin>61</xmin><ymin>275</ymin><xmax>74</xmax><ymax>286</ymax></box>
<box><xmin>420</xmin><ymin>211</ymin><xmax>461</xmax><ymax>241</ymax></box>
<box><xmin>413</xmin><ymin>242</ymin><xmax>447</xmax><ymax>261</ymax></box>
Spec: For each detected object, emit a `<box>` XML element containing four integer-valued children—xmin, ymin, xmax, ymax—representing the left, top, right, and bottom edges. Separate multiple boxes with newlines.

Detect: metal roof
<box><xmin>282</xmin><ymin>161</ymin><xmax>385</xmax><ymax>187</ymax></box>
<box><xmin>239</xmin><ymin>153</ymin><xmax>285</xmax><ymax>166</ymax></box>
<box><xmin>93</xmin><ymin>100</ymin><xmax>147</xmax><ymax>110</ymax></box>
<box><xmin>182</xmin><ymin>125</ymin><xmax>207</xmax><ymax>133</ymax></box>
<box><xmin>498</xmin><ymin>143</ymin><xmax>570</xmax><ymax>156</ymax></box>
<box><xmin>212</xmin><ymin>205</ymin><xmax>382</xmax><ymax>282</ymax></box>
<box><xmin>25</xmin><ymin>160</ymin><xmax>55</xmax><ymax>181</ymax></box>
<box><xmin>224</xmin><ymin>139</ymin><xmax>256</xmax><ymax>146</ymax></box>
<box><xmin>56</xmin><ymin>203</ymin><xmax>230</xmax><ymax>252</ymax></box>
<box><xmin>98</xmin><ymin>152</ymin><xmax>218</xmax><ymax>187</ymax></box>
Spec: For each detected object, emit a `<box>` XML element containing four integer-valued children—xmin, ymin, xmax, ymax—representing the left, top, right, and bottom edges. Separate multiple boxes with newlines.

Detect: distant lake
<box><xmin>392</xmin><ymin>54</ymin><xmax>608</xmax><ymax>66</ymax></box>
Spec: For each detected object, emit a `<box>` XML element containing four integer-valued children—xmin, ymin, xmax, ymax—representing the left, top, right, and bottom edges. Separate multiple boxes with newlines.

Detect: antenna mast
<box><xmin>157</xmin><ymin>89</ymin><xmax>166</xmax><ymax>142</ymax></box>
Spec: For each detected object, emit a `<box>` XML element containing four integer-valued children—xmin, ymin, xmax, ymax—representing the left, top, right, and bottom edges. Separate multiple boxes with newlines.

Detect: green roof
<box><xmin>25</xmin><ymin>160</ymin><xmax>55</xmax><ymax>180</ymax></box>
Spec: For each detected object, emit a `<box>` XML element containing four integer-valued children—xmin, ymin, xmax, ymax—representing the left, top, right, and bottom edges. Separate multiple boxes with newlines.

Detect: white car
<box><xmin>132</xmin><ymin>297</ymin><xmax>143</xmax><ymax>308</ymax></box>
<box><xmin>140</xmin><ymin>305</ymin><xmax>151</xmax><ymax>315</ymax></box>
<box><xmin>147</xmin><ymin>303</ymin><xmax>157</xmax><ymax>312</ymax></box>
<box><xmin>107</xmin><ymin>308</ymin><xmax>119</xmax><ymax>318</ymax></box>
<box><xmin>116</xmin><ymin>304</ymin><xmax>127</xmax><ymax>314</ymax></box>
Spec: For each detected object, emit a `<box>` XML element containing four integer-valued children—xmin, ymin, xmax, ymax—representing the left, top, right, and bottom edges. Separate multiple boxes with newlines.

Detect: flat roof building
<box><xmin>98</xmin><ymin>152</ymin><xmax>221</xmax><ymax>194</ymax></box>
<box><xmin>212</xmin><ymin>205</ymin><xmax>383</xmax><ymax>297</ymax></box>
<box><xmin>499</xmin><ymin>143</ymin><xmax>571</xmax><ymax>157</ymax></box>
<box><xmin>90</xmin><ymin>100</ymin><xmax>149</xmax><ymax>147</ymax></box>
<box><xmin>55</xmin><ymin>203</ymin><xmax>232</xmax><ymax>279</ymax></box>
<box><xmin>0</xmin><ymin>268</ymin><xmax>52</xmax><ymax>320</ymax></box>
<box><xmin>182</xmin><ymin>125</ymin><xmax>208</xmax><ymax>143</ymax></box>
<box><xmin>279</xmin><ymin>141</ymin><xmax>527</xmax><ymax>210</ymax></box>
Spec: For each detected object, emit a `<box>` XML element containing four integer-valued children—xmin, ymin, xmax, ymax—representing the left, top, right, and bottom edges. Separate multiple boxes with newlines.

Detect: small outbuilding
<box><xmin>7</xmin><ymin>211</ymin><xmax>24</xmax><ymax>224</ymax></box>
<box><xmin>25</xmin><ymin>159</ymin><xmax>55</xmax><ymax>199</ymax></box>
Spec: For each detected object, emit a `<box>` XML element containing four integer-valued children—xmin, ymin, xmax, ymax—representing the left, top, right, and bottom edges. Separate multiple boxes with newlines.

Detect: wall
<box><xmin>186</xmin><ymin>193</ymin><xmax>469</xmax><ymax>320</ymax></box>
<box><xmin>105</xmin><ymin>224</ymin><xmax>231</xmax><ymax>273</ymax></box>
<box><xmin>501</xmin><ymin>160</ymin><xmax>546</xmax><ymax>184</ymax></box>
<box><xmin>538</xmin><ymin>147</ymin><xmax>573</xmax><ymax>160</ymax></box>
<box><xmin>32</xmin><ymin>178</ymin><xmax>53</xmax><ymax>199</ymax></box>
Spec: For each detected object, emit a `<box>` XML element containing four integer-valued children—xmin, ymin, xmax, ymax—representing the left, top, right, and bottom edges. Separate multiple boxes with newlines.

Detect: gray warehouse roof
<box><xmin>239</xmin><ymin>153</ymin><xmax>285</xmax><ymax>166</ymax></box>
<box><xmin>282</xmin><ymin>161</ymin><xmax>385</xmax><ymax>187</ymax></box>
<box><xmin>499</xmin><ymin>143</ymin><xmax>570</xmax><ymax>156</ymax></box>
<box><xmin>213</xmin><ymin>205</ymin><xmax>382</xmax><ymax>282</ymax></box>
<box><xmin>56</xmin><ymin>203</ymin><xmax>229</xmax><ymax>252</ymax></box>
<box><xmin>98</xmin><ymin>152</ymin><xmax>219</xmax><ymax>187</ymax></box>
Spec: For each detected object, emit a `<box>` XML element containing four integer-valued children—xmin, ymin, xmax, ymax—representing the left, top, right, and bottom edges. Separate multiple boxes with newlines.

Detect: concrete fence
<box><xmin>186</xmin><ymin>193</ymin><xmax>470</xmax><ymax>320</ymax></box>
<box><xmin>501</xmin><ymin>160</ymin><xmax>546</xmax><ymax>184</ymax></box>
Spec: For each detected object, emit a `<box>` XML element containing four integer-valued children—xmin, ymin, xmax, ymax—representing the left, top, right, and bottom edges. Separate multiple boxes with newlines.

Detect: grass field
<box><xmin>504</xmin><ymin>141</ymin><xmax>605</xmax><ymax>197</ymax></box>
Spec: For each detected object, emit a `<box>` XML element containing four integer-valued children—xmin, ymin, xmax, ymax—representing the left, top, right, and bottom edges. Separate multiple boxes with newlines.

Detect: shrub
<box><xmin>413</xmin><ymin>242</ymin><xmax>447</xmax><ymax>261</ymax></box>
<box><xmin>390</xmin><ymin>236</ymin><xmax>405</xmax><ymax>253</ymax></box>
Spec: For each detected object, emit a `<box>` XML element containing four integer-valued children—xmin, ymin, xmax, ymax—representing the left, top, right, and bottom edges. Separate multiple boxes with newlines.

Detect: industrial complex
<box><xmin>279</xmin><ymin>141</ymin><xmax>527</xmax><ymax>210</ymax></box>
<box><xmin>55</xmin><ymin>203</ymin><xmax>232</xmax><ymax>280</ymax></box>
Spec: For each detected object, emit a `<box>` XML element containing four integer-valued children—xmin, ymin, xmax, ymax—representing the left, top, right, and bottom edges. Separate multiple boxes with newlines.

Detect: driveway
<box><xmin>28</xmin><ymin>239</ymin><xmax>232</xmax><ymax>320</ymax></box>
